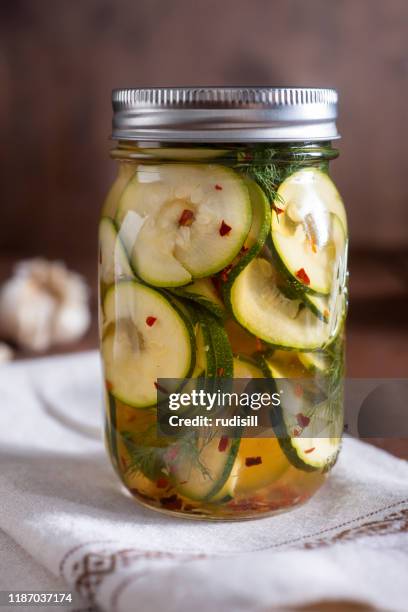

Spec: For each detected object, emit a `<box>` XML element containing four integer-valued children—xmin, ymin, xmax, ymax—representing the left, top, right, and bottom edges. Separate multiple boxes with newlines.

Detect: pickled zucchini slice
<box><xmin>171</xmin><ymin>278</ymin><xmax>225</xmax><ymax>320</ymax></box>
<box><xmin>277</xmin><ymin>168</ymin><xmax>347</xmax><ymax>229</ymax></box>
<box><xmin>222</xmin><ymin>176</ymin><xmax>271</xmax><ymax>298</ymax></box>
<box><xmin>99</xmin><ymin>217</ymin><xmax>134</xmax><ymax>285</ymax></box>
<box><xmin>263</xmin><ymin>354</ymin><xmax>342</xmax><ymax>472</ymax></box>
<box><xmin>271</xmin><ymin>168</ymin><xmax>347</xmax><ymax>295</ymax></box>
<box><xmin>191</xmin><ymin>321</ymin><xmax>208</xmax><ymax>378</ymax></box>
<box><xmin>229</xmin><ymin>356</ymin><xmax>290</xmax><ymax>495</ymax></box>
<box><xmin>171</xmin><ymin>354</ymin><xmax>255</xmax><ymax>503</ymax></box>
<box><xmin>116</xmin><ymin>164</ymin><xmax>252</xmax><ymax>287</ymax></box>
<box><xmin>234</xmin><ymin>437</ymin><xmax>290</xmax><ymax>495</ymax></box>
<box><xmin>298</xmin><ymin>351</ymin><xmax>329</xmax><ymax>374</ymax></box>
<box><xmin>230</xmin><ymin>258</ymin><xmax>332</xmax><ymax>350</ymax></box>
<box><xmin>102</xmin><ymin>281</ymin><xmax>195</xmax><ymax>408</ymax></box>
<box><xmin>173</xmin><ymin>434</ymin><xmax>241</xmax><ymax>502</ymax></box>
<box><xmin>199</xmin><ymin>308</ymin><xmax>234</xmax><ymax>380</ymax></box>
<box><xmin>233</xmin><ymin>354</ymin><xmax>264</xmax><ymax>379</ymax></box>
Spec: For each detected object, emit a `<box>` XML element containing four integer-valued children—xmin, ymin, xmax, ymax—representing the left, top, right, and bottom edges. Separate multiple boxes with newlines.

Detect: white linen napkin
<box><xmin>0</xmin><ymin>352</ymin><xmax>407</xmax><ymax>612</ymax></box>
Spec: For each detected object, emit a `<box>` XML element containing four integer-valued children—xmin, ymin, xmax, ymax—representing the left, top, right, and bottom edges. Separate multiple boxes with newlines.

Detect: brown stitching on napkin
<box><xmin>60</xmin><ymin>540</ymin><xmax>117</xmax><ymax>578</ymax></box>
<box><xmin>74</xmin><ymin>549</ymin><xmax>144</xmax><ymax>605</ymax></box>
<box><xmin>303</xmin><ymin>506</ymin><xmax>408</xmax><ymax>549</ymax></box>
<box><xmin>58</xmin><ymin>498</ymin><xmax>408</xmax><ymax>606</ymax></box>
<box><xmin>249</xmin><ymin>498</ymin><xmax>408</xmax><ymax>552</ymax></box>
<box><xmin>66</xmin><ymin>547</ymin><xmax>206</xmax><ymax>608</ymax></box>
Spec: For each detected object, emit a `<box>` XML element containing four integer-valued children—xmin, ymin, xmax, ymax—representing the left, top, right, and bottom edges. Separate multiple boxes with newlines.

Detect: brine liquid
<box><xmin>100</xmin><ymin>145</ymin><xmax>346</xmax><ymax>520</ymax></box>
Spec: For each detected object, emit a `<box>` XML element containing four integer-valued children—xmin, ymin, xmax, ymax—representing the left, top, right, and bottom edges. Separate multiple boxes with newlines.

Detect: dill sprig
<box><xmin>236</xmin><ymin>146</ymin><xmax>317</xmax><ymax>206</ymax></box>
<box><xmin>122</xmin><ymin>427</ymin><xmax>168</xmax><ymax>481</ymax></box>
<box><xmin>121</xmin><ymin>427</ymin><xmax>215</xmax><ymax>483</ymax></box>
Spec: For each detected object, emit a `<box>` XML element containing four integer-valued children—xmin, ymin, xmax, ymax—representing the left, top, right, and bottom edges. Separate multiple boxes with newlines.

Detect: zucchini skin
<box><xmin>169</xmin><ymin>285</ymin><xmax>226</xmax><ymax>321</ymax></box>
<box><xmin>103</xmin><ymin>281</ymin><xmax>197</xmax><ymax>409</ymax></box>
<box><xmin>222</xmin><ymin>178</ymin><xmax>271</xmax><ymax>312</ymax></box>
<box><xmin>272</xmin><ymin>402</ymin><xmax>341</xmax><ymax>473</ymax></box>
<box><xmin>257</xmin><ymin>355</ymin><xmax>342</xmax><ymax>473</ymax></box>
<box><xmin>203</xmin><ymin>437</ymin><xmax>241</xmax><ymax>502</ymax></box>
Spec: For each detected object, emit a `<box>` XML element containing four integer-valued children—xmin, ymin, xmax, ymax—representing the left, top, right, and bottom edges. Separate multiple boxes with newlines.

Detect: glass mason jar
<box><xmin>99</xmin><ymin>88</ymin><xmax>348</xmax><ymax>520</ymax></box>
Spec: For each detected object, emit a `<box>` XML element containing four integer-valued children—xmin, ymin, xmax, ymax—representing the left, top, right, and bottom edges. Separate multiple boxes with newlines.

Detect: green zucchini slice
<box><xmin>171</xmin><ymin>278</ymin><xmax>225</xmax><ymax>320</ymax></box>
<box><xmin>99</xmin><ymin>217</ymin><xmax>134</xmax><ymax>285</ymax></box>
<box><xmin>271</xmin><ymin>168</ymin><xmax>347</xmax><ymax>295</ymax></box>
<box><xmin>198</xmin><ymin>309</ymin><xmax>233</xmax><ymax>380</ymax></box>
<box><xmin>264</xmin><ymin>354</ymin><xmax>342</xmax><ymax>472</ymax></box>
<box><xmin>222</xmin><ymin>175</ymin><xmax>271</xmax><ymax>292</ymax></box>
<box><xmin>116</xmin><ymin>164</ymin><xmax>252</xmax><ymax>287</ymax></box>
<box><xmin>298</xmin><ymin>351</ymin><xmax>329</xmax><ymax>374</ymax></box>
<box><xmin>230</xmin><ymin>257</ymin><xmax>333</xmax><ymax>350</ymax></box>
<box><xmin>233</xmin><ymin>355</ymin><xmax>264</xmax><ymax>378</ymax></box>
<box><xmin>172</xmin><ymin>434</ymin><xmax>241</xmax><ymax>502</ymax></box>
<box><xmin>102</xmin><ymin>281</ymin><xmax>195</xmax><ymax>408</ymax></box>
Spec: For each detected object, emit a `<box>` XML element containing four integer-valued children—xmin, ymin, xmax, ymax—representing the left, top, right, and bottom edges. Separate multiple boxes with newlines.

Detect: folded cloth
<box><xmin>0</xmin><ymin>352</ymin><xmax>407</xmax><ymax>612</ymax></box>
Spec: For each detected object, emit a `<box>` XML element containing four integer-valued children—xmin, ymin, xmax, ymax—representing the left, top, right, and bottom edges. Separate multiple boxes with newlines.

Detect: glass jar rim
<box><xmin>111</xmin><ymin>87</ymin><xmax>340</xmax><ymax>143</ymax></box>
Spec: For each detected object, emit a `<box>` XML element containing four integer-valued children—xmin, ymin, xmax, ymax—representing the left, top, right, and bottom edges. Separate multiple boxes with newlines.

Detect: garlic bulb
<box><xmin>0</xmin><ymin>342</ymin><xmax>13</xmax><ymax>364</ymax></box>
<box><xmin>0</xmin><ymin>259</ymin><xmax>90</xmax><ymax>352</ymax></box>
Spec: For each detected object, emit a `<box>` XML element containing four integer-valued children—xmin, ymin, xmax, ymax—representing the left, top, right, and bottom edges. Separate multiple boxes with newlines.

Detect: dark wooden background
<box><xmin>0</xmin><ymin>0</ymin><xmax>407</xmax><ymax>380</ymax></box>
<box><xmin>1</xmin><ymin>0</ymin><xmax>407</xmax><ymax>263</ymax></box>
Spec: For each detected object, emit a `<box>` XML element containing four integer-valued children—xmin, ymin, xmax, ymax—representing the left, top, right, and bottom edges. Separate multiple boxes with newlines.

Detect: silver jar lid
<box><xmin>112</xmin><ymin>87</ymin><xmax>339</xmax><ymax>142</ymax></box>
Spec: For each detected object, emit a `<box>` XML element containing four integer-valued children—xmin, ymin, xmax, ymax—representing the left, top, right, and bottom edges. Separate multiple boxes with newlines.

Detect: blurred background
<box><xmin>0</xmin><ymin>0</ymin><xmax>407</xmax><ymax>376</ymax></box>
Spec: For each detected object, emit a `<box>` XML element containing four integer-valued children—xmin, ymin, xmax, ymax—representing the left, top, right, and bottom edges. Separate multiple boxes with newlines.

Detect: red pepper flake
<box><xmin>294</xmin><ymin>383</ymin><xmax>304</xmax><ymax>398</ymax></box>
<box><xmin>146</xmin><ymin>316</ymin><xmax>157</xmax><ymax>327</ymax></box>
<box><xmin>178</xmin><ymin>208</ymin><xmax>195</xmax><ymax>226</ymax></box>
<box><xmin>296</xmin><ymin>413</ymin><xmax>310</xmax><ymax>428</ymax></box>
<box><xmin>220</xmin><ymin>264</ymin><xmax>233</xmax><ymax>282</ymax></box>
<box><xmin>240</xmin><ymin>245</ymin><xmax>249</xmax><ymax>254</ymax></box>
<box><xmin>214</xmin><ymin>184</ymin><xmax>223</xmax><ymax>191</ymax></box>
<box><xmin>217</xmin><ymin>367</ymin><xmax>225</xmax><ymax>377</ymax></box>
<box><xmin>154</xmin><ymin>381</ymin><xmax>168</xmax><ymax>394</ymax></box>
<box><xmin>255</xmin><ymin>337</ymin><xmax>264</xmax><ymax>352</ymax></box>
<box><xmin>245</xmin><ymin>456</ymin><xmax>262</xmax><ymax>467</ymax></box>
<box><xmin>219</xmin><ymin>220</ymin><xmax>232</xmax><ymax>236</ymax></box>
<box><xmin>218</xmin><ymin>435</ymin><xmax>229</xmax><ymax>452</ymax></box>
<box><xmin>156</xmin><ymin>477</ymin><xmax>169</xmax><ymax>489</ymax></box>
<box><xmin>106</xmin><ymin>380</ymin><xmax>113</xmax><ymax>392</ymax></box>
<box><xmin>160</xmin><ymin>494</ymin><xmax>183</xmax><ymax>510</ymax></box>
<box><xmin>293</xmin><ymin>428</ymin><xmax>301</xmax><ymax>437</ymax></box>
<box><xmin>274</xmin><ymin>206</ymin><xmax>284</xmax><ymax>215</ymax></box>
<box><xmin>304</xmin><ymin>447</ymin><xmax>316</xmax><ymax>454</ymax></box>
<box><xmin>296</xmin><ymin>268</ymin><xmax>311</xmax><ymax>286</ymax></box>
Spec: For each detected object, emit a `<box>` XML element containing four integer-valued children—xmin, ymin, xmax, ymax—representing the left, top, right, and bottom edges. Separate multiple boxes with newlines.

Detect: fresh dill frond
<box><xmin>121</xmin><ymin>429</ymin><xmax>168</xmax><ymax>481</ymax></box>
<box><xmin>121</xmin><ymin>428</ymin><xmax>215</xmax><ymax>483</ymax></box>
<box><xmin>236</xmin><ymin>146</ymin><xmax>314</xmax><ymax>206</ymax></box>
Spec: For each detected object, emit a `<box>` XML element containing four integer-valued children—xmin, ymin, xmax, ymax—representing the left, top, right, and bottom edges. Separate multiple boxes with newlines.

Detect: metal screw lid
<box><xmin>112</xmin><ymin>87</ymin><xmax>339</xmax><ymax>142</ymax></box>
